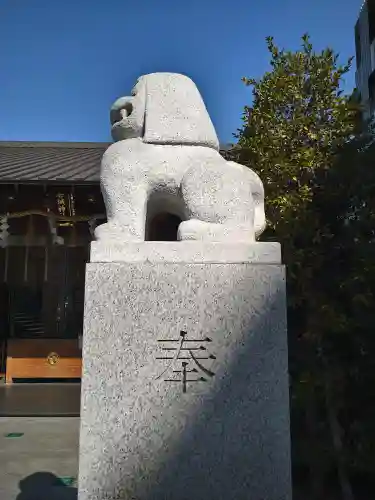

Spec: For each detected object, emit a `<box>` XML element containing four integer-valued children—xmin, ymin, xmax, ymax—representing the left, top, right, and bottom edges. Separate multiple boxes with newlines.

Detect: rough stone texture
<box><xmin>110</xmin><ymin>73</ymin><xmax>219</xmax><ymax>148</ymax></box>
<box><xmin>95</xmin><ymin>72</ymin><xmax>266</xmax><ymax>244</ymax></box>
<box><xmin>90</xmin><ymin>241</ymin><xmax>281</xmax><ymax>264</ymax></box>
<box><xmin>78</xmin><ymin>260</ymin><xmax>291</xmax><ymax>500</ymax></box>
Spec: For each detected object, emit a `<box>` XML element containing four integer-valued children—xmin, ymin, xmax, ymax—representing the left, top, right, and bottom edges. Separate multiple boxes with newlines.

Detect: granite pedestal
<box><xmin>78</xmin><ymin>242</ymin><xmax>291</xmax><ymax>500</ymax></box>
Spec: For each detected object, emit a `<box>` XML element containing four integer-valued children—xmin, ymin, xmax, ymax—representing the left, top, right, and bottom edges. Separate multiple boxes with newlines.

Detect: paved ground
<box><xmin>0</xmin><ymin>417</ymin><xmax>79</xmax><ymax>500</ymax></box>
<box><xmin>0</xmin><ymin>383</ymin><xmax>80</xmax><ymax>417</ymax></box>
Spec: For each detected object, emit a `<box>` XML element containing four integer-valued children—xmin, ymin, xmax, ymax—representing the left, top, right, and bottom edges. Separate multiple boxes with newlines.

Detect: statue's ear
<box><xmin>142</xmin><ymin>73</ymin><xmax>219</xmax><ymax>149</ymax></box>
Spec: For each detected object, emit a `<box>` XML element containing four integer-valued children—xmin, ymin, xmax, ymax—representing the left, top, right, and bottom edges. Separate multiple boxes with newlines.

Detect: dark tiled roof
<box><xmin>0</xmin><ymin>142</ymin><xmax>109</xmax><ymax>183</ymax></box>
<box><xmin>0</xmin><ymin>141</ymin><xmax>233</xmax><ymax>183</ymax></box>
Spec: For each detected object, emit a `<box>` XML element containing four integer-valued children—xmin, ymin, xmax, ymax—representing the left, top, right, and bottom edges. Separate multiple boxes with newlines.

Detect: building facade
<box><xmin>0</xmin><ymin>141</ymin><xmax>108</xmax><ymax>383</ymax></box>
<box><xmin>355</xmin><ymin>0</ymin><xmax>375</xmax><ymax>119</ymax></box>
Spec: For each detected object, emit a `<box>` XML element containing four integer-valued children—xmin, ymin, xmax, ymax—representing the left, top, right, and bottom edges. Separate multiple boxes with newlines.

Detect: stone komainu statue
<box><xmin>95</xmin><ymin>72</ymin><xmax>266</xmax><ymax>243</ymax></box>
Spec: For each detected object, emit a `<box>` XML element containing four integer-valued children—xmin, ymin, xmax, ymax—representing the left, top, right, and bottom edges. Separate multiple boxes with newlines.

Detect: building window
<box><xmin>368</xmin><ymin>69</ymin><xmax>375</xmax><ymax>113</ymax></box>
<box><xmin>369</xmin><ymin>0</ymin><xmax>375</xmax><ymax>44</ymax></box>
<box><xmin>355</xmin><ymin>20</ymin><xmax>362</xmax><ymax>68</ymax></box>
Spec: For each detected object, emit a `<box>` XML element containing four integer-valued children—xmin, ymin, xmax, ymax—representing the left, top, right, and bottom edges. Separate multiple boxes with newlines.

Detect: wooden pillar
<box><xmin>88</xmin><ymin>217</ymin><xmax>97</xmax><ymax>239</ymax></box>
<box><xmin>0</xmin><ymin>216</ymin><xmax>9</xmax><ymax>248</ymax></box>
<box><xmin>0</xmin><ymin>216</ymin><xmax>10</xmax><ymax>286</ymax></box>
<box><xmin>48</xmin><ymin>215</ymin><xmax>64</xmax><ymax>245</ymax></box>
<box><xmin>3</xmin><ymin>247</ymin><xmax>9</xmax><ymax>283</ymax></box>
<box><xmin>69</xmin><ymin>223</ymin><xmax>77</xmax><ymax>247</ymax></box>
<box><xmin>44</xmin><ymin>246</ymin><xmax>49</xmax><ymax>282</ymax></box>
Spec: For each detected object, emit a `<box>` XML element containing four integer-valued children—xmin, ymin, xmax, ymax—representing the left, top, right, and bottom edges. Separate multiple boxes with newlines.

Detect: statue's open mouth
<box><xmin>110</xmin><ymin>100</ymin><xmax>134</xmax><ymax>126</ymax></box>
<box><xmin>120</xmin><ymin>102</ymin><xmax>133</xmax><ymax>118</ymax></box>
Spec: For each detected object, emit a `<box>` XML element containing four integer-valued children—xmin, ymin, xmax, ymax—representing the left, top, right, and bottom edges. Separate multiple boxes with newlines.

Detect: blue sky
<box><xmin>0</xmin><ymin>0</ymin><xmax>363</xmax><ymax>144</ymax></box>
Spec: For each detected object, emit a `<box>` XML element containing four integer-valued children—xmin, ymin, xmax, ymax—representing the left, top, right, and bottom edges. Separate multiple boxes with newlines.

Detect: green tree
<box><xmin>314</xmin><ymin>135</ymin><xmax>375</xmax><ymax>498</ymax></box>
<box><xmin>231</xmin><ymin>34</ymin><xmax>374</xmax><ymax>500</ymax></box>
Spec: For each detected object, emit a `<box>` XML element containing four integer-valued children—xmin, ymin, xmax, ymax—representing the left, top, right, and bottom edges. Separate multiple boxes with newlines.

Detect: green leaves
<box><xmin>233</xmin><ymin>34</ymin><xmax>375</xmax><ymax>499</ymax></box>
<box><xmin>234</xmin><ymin>34</ymin><xmax>359</xmax><ymax>253</ymax></box>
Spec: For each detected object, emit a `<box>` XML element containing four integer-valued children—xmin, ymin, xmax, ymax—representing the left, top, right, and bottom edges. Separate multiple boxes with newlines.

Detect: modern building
<box><xmin>355</xmin><ymin>0</ymin><xmax>375</xmax><ymax>119</ymax></box>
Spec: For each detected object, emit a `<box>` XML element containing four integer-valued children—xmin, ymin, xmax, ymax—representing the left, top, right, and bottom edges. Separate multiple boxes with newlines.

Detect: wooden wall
<box><xmin>0</xmin><ymin>182</ymin><xmax>106</xmax><ymax>342</ymax></box>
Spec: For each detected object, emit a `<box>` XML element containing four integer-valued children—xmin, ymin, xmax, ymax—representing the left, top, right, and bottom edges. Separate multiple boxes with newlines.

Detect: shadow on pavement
<box><xmin>15</xmin><ymin>472</ymin><xmax>77</xmax><ymax>500</ymax></box>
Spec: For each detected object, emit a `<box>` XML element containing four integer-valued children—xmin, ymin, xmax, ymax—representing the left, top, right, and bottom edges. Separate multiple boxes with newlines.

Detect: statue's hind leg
<box><xmin>178</xmin><ymin>160</ymin><xmax>256</xmax><ymax>243</ymax></box>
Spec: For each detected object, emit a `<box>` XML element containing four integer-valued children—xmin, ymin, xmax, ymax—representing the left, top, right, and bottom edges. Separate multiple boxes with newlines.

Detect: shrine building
<box><xmin>0</xmin><ymin>141</ymin><xmax>108</xmax><ymax>385</ymax></box>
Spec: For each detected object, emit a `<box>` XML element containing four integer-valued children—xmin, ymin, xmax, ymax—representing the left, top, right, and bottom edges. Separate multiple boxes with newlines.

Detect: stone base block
<box><xmin>78</xmin><ymin>260</ymin><xmax>291</xmax><ymax>500</ymax></box>
<box><xmin>89</xmin><ymin>241</ymin><xmax>281</xmax><ymax>264</ymax></box>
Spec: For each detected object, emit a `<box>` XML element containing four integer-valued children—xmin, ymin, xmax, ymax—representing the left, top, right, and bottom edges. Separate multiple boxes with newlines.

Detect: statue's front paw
<box><xmin>94</xmin><ymin>222</ymin><xmax>142</xmax><ymax>242</ymax></box>
<box><xmin>177</xmin><ymin>220</ymin><xmax>207</xmax><ymax>241</ymax></box>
